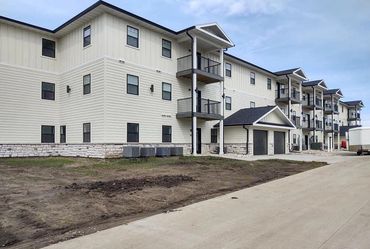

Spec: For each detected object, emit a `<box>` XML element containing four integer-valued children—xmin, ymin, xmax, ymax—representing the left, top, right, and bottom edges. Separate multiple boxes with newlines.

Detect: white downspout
<box><xmin>192</xmin><ymin>36</ymin><xmax>198</xmax><ymax>155</ymax></box>
<box><xmin>219</xmin><ymin>48</ymin><xmax>224</xmax><ymax>155</ymax></box>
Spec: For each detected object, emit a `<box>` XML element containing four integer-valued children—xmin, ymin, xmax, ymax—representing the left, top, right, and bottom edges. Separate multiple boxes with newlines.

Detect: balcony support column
<box><xmin>192</xmin><ymin>36</ymin><xmax>198</xmax><ymax>155</ymax></box>
<box><xmin>287</xmin><ymin>76</ymin><xmax>292</xmax><ymax>151</ymax></box>
<box><xmin>312</xmin><ymin>86</ymin><xmax>316</xmax><ymax>143</ymax></box>
<box><xmin>219</xmin><ymin>48</ymin><xmax>224</xmax><ymax>155</ymax></box>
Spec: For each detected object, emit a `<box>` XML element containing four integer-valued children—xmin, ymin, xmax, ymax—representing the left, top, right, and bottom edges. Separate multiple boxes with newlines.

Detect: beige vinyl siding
<box><xmin>0</xmin><ymin>22</ymin><xmax>57</xmax><ymax>72</ymax></box>
<box><xmin>59</xmin><ymin>59</ymin><xmax>105</xmax><ymax>143</ymax></box>
<box><xmin>104</xmin><ymin>57</ymin><xmax>192</xmax><ymax>144</ymax></box>
<box><xmin>0</xmin><ymin>64</ymin><xmax>59</xmax><ymax>143</ymax></box>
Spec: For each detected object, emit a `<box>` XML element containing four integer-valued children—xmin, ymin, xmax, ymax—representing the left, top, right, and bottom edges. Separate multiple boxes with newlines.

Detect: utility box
<box><xmin>140</xmin><ymin>147</ymin><xmax>156</xmax><ymax>157</ymax></box>
<box><xmin>123</xmin><ymin>146</ymin><xmax>140</xmax><ymax>158</ymax></box>
<box><xmin>170</xmin><ymin>147</ymin><xmax>183</xmax><ymax>156</ymax></box>
<box><xmin>156</xmin><ymin>147</ymin><xmax>171</xmax><ymax>157</ymax></box>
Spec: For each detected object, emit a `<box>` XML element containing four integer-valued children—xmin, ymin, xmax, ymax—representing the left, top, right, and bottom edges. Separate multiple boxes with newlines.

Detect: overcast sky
<box><xmin>1</xmin><ymin>0</ymin><xmax>369</xmax><ymax>125</ymax></box>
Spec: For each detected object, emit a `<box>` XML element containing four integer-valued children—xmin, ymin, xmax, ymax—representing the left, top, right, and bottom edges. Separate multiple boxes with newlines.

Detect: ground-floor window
<box><xmin>41</xmin><ymin>125</ymin><xmax>55</xmax><ymax>143</ymax></box>
<box><xmin>162</xmin><ymin>125</ymin><xmax>172</xmax><ymax>142</ymax></box>
<box><xmin>60</xmin><ymin>125</ymin><xmax>66</xmax><ymax>143</ymax></box>
<box><xmin>127</xmin><ymin>123</ymin><xmax>139</xmax><ymax>142</ymax></box>
<box><xmin>83</xmin><ymin>123</ymin><xmax>91</xmax><ymax>143</ymax></box>
<box><xmin>211</xmin><ymin>128</ymin><xmax>217</xmax><ymax>143</ymax></box>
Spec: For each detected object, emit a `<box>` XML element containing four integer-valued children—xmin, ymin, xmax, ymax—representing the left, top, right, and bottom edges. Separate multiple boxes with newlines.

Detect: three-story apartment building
<box><xmin>0</xmin><ymin>1</ymin><xmax>364</xmax><ymax>158</ymax></box>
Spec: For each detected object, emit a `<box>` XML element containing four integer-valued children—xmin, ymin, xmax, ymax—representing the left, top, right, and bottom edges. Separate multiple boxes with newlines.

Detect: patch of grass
<box><xmin>0</xmin><ymin>157</ymin><xmax>75</xmax><ymax>168</ymax></box>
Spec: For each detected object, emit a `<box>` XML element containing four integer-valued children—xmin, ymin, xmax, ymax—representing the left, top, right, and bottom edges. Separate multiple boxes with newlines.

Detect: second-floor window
<box><xmin>162</xmin><ymin>125</ymin><xmax>172</xmax><ymax>143</ymax></box>
<box><xmin>127</xmin><ymin>74</ymin><xmax>139</xmax><ymax>95</ymax></box>
<box><xmin>225</xmin><ymin>96</ymin><xmax>232</xmax><ymax>110</ymax></box>
<box><xmin>127</xmin><ymin>26</ymin><xmax>139</xmax><ymax>48</ymax></box>
<box><xmin>267</xmin><ymin>78</ymin><xmax>272</xmax><ymax>90</ymax></box>
<box><xmin>42</xmin><ymin>38</ymin><xmax>55</xmax><ymax>58</ymax></box>
<box><xmin>42</xmin><ymin>82</ymin><xmax>55</xmax><ymax>100</ymax></box>
<box><xmin>83</xmin><ymin>26</ymin><xmax>91</xmax><ymax>47</ymax></box>
<box><xmin>83</xmin><ymin>123</ymin><xmax>91</xmax><ymax>143</ymax></box>
<box><xmin>83</xmin><ymin>74</ymin><xmax>91</xmax><ymax>95</ymax></box>
<box><xmin>250</xmin><ymin>72</ymin><xmax>255</xmax><ymax>85</ymax></box>
<box><xmin>41</xmin><ymin>125</ymin><xmax>55</xmax><ymax>143</ymax></box>
<box><xmin>60</xmin><ymin>125</ymin><xmax>66</xmax><ymax>143</ymax></box>
<box><xmin>127</xmin><ymin>123</ymin><xmax>139</xmax><ymax>142</ymax></box>
<box><xmin>225</xmin><ymin>63</ymin><xmax>232</xmax><ymax>77</ymax></box>
<box><xmin>162</xmin><ymin>39</ymin><xmax>172</xmax><ymax>58</ymax></box>
<box><xmin>250</xmin><ymin>101</ymin><xmax>256</xmax><ymax>108</ymax></box>
<box><xmin>162</xmin><ymin>82</ymin><xmax>172</xmax><ymax>100</ymax></box>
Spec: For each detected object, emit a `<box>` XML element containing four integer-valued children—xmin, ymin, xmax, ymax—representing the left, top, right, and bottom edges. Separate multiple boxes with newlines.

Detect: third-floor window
<box><xmin>162</xmin><ymin>39</ymin><xmax>172</xmax><ymax>58</ymax></box>
<box><xmin>42</xmin><ymin>38</ymin><xmax>55</xmax><ymax>58</ymax></box>
<box><xmin>127</xmin><ymin>26</ymin><xmax>139</xmax><ymax>48</ymax></box>
<box><xmin>83</xmin><ymin>26</ymin><xmax>91</xmax><ymax>47</ymax></box>
<box><xmin>83</xmin><ymin>74</ymin><xmax>91</xmax><ymax>95</ymax></box>
<box><xmin>225</xmin><ymin>63</ymin><xmax>232</xmax><ymax>77</ymax></box>
<box><xmin>250</xmin><ymin>72</ymin><xmax>255</xmax><ymax>85</ymax></box>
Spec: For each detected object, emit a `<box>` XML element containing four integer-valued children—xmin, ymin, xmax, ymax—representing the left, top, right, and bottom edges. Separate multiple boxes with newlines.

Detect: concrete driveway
<box><xmin>45</xmin><ymin>153</ymin><xmax>370</xmax><ymax>249</ymax></box>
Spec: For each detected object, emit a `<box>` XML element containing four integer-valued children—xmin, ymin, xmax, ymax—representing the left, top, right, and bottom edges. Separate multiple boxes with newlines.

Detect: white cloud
<box><xmin>184</xmin><ymin>0</ymin><xmax>289</xmax><ymax>16</ymax></box>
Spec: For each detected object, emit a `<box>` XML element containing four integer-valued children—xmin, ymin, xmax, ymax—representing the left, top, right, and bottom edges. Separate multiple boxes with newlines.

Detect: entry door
<box><xmin>305</xmin><ymin>135</ymin><xmax>309</xmax><ymax>150</ymax></box>
<box><xmin>197</xmin><ymin>128</ymin><xmax>202</xmax><ymax>154</ymax></box>
<box><xmin>253</xmin><ymin>130</ymin><xmax>268</xmax><ymax>155</ymax></box>
<box><xmin>274</xmin><ymin>132</ymin><xmax>286</xmax><ymax>154</ymax></box>
<box><xmin>197</xmin><ymin>90</ymin><xmax>202</xmax><ymax>113</ymax></box>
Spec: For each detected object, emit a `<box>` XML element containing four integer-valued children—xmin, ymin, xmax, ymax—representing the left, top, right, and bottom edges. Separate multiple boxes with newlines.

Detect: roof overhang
<box><xmin>253</xmin><ymin>106</ymin><xmax>296</xmax><ymax>130</ymax></box>
<box><xmin>324</xmin><ymin>89</ymin><xmax>343</xmax><ymax>98</ymax></box>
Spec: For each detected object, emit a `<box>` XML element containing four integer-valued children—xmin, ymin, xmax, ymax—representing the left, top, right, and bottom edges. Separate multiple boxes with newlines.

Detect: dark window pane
<box><xmin>267</xmin><ymin>78</ymin><xmax>272</xmax><ymax>90</ymax></box>
<box><xmin>60</xmin><ymin>126</ymin><xmax>66</xmax><ymax>143</ymax></box>
<box><xmin>83</xmin><ymin>123</ymin><xmax>91</xmax><ymax>143</ymax></box>
<box><xmin>162</xmin><ymin>125</ymin><xmax>172</xmax><ymax>143</ymax></box>
<box><xmin>42</xmin><ymin>38</ymin><xmax>55</xmax><ymax>58</ymax></box>
<box><xmin>127</xmin><ymin>26</ymin><xmax>139</xmax><ymax>48</ymax></box>
<box><xmin>162</xmin><ymin>83</ymin><xmax>172</xmax><ymax>100</ymax></box>
<box><xmin>41</xmin><ymin>125</ymin><xmax>55</xmax><ymax>143</ymax></box>
<box><xmin>225</xmin><ymin>96</ymin><xmax>232</xmax><ymax>110</ymax></box>
<box><xmin>211</xmin><ymin>129</ymin><xmax>217</xmax><ymax>143</ymax></box>
<box><xmin>250</xmin><ymin>72</ymin><xmax>255</xmax><ymax>84</ymax></box>
<box><xmin>42</xmin><ymin>82</ymin><xmax>55</xmax><ymax>100</ymax></box>
<box><xmin>225</xmin><ymin>63</ymin><xmax>232</xmax><ymax>77</ymax></box>
<box><xmin>127</xmin><ymin>75</ymin><xmax>139</xmax><ymax>95</ymax></box>
<box><xmin>83</xmin><ymin>26</ymin><xmax>91</xmax><ymax>47</ymax></box>
<box><xmin>83</xmin><ymin>74</ymin><xmax>91</xmax><ymax>95</ymax></box>
<box><xmin>127</xmin><ymin>123</ymin><xmax>139</xmax><ymax>142</ymax></box>
<box><xmin>162</xmin><ymin>39</ymin><xmax>171</xmax><ymax>58</ymax></box>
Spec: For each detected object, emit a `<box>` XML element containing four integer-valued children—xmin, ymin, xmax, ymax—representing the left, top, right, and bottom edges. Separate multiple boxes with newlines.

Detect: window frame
<box><xmin>83</xmin><ymin>25</ymin><xmax>91</xmax><ymax>47</ymax></box>
<box><xmin>60</xmin><ymin>125</ymin><xmax>66</xmax><ymax>144</ymax></box>
<box><xmin>225</xmin><ymin>96</ymin><xmax>232</xmax><ymax>110</ymax></box>
<box><xmin>162</xmin><ymin>39</ymin><xmax>172</xmax><ymax>58</ymax></box>
<box><xmin>42</xmin><ymin>38</ymin><xmax>55</xmax><ymax>58</ymax></box>
<box><xmin>41</xmin><ymin>125</ymin><xmax>55</xmax><ymax>143</ymax></box>
<box><xmin>250</xmin><ymin>101</ymin><xmax>256</xmax><ymax>108</ymax></box>
<box><xmin>162</xmin><ymin>82</ymin><xmax>172</xmax><ymax>100</ymax></box>
<box><xmin>83</xmin><ymin>123</ymin><xmax>91</xmax><ymax>143</ymax></box>
<box><xmin>83</xmin><ymin>74</ymin><xmax>91</xmax><ymax>95</ymax></box>
<box><xmin>127</xmin><ymin>26</ymin><xmax>139</xmax><ymax>48</ymax></box>
<box><xmin>162</xmin><ymin>125</ymin><xmax>172</xmax><ymax>143</ymax></box>
<box><xmin>127</xmin><ymin>74</ymin><xmax>139</xmax><ymax>95</ymax></box>
<box><xmin>127</xmin><ymin>123</ymin><xmax>139</xmax><ymax>143</ymax></box>
<box><xmin>267</xmin><ymin>78</ymin><xmax>272</xmax><ymax>90</ymax></box>
<box><xmin>41</xmin><ymin>82</ymin><xmax>55</xmax><ymax>100</ymax></box>
<box><xmin>211</xmin><ymin>128</ymin><xmax>218</xmax><ymax>143</ymax></box>
<box><xmin>250</xmin><ymin>72</ymin><xmax>256</xmax><ymax>85</ymax></box>
<box><xmin>225</xmin><ymin>63</ymin><xmax>232</xmax><ymax>77</ymax></box>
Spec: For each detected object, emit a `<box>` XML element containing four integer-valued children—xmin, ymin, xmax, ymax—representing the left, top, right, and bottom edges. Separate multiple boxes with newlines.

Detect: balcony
<box><xmin>302</xmin><ymin>119</ymin><xmax>323</xmax><ymax>131</ymax></box>
<box><xmin>348</xmin><ymin>112</ymin><xmax>361</xmax><ymax>121</ymax></box>
<box><xmin>324</xmin><ymin>122</ymin><xmax>339</xmax><ymax>133</ymax></box>
<box><xmin>177</xmin><ymin>55</ymin><xmax>223</xmax><ymax>84</ymax></box>
<box><xmin>276</xmin><ymin>89</ymin><xmax>301</xmax><ymax>104</ymax></box>
<box><xmin>176</xmin><ymin>97</ymin><xmax>222</xmax><ymax>120</ymax></box>
<box><xmin>291</xmin><ymin>116</ymin><xmax>301</xmax><ymax>128</ymax></box>
<box><xmin>324</xmin><ymin>103</ymin><xmax>339</xmax><ymax>114</ymax></box>
<box><xmin>302</xmin><ymin>97</ymin><xmax>323</xmax><ymax>110</ymax></box>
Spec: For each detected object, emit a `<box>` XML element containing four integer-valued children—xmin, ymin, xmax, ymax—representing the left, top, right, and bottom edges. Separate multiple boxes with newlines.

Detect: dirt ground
<box><xmin>0</xmin><ymin>156</ymin><xmax>327</xmax><ymax>249</ymax></box>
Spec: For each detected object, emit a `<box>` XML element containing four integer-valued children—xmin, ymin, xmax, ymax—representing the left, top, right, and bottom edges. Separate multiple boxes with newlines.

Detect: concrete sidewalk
<box><xmin>45</xmin><ymin>154</ymin><xmax>370</xmax><ymax>249</ymax></box>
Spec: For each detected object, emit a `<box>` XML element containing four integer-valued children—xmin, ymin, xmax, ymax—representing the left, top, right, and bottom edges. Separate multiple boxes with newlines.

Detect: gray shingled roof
<box><xmin>215</xmin><ymin>106</ymin><xmax>275</xmax><ymax>127</ymax></box>
<box><xmin>274</xmin><ymin>68</ymin><xmax>300</xmax><ymax>76</ymax></box>
<box><xmin>324</xmin><ymin>89</ymin><xmax>343</xmax><ymax>96</ymax></box>
<box><xmin>343</xmin><ymin>100</ymin><xmax>364</xmax><ymax>107</ymax></box>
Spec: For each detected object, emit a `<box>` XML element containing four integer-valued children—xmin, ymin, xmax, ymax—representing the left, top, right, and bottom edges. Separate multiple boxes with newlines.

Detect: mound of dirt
<box><xmin>65</xmin><ymin>175</ymin><xmax>194</xmax><ymax>193</ymax></box>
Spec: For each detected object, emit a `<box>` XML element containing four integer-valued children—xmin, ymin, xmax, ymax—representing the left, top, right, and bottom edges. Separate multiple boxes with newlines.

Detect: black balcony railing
<box><xmin>302</xmin><ymin>119</ymin><xmax>323</xmax><ymax>129</ymax></box>
<box><xmin>316</xmin><ymin>120</ymin><xmax>323</xmax><ymax>129</ymax></box>
<box><xmin>275</xmin><ymin>89</ymin><xmax>300</xmax><ymax>102</ymax></box>
<box><xmin>177</xmin><ymin>97</ymin><xmax>221</xmax><ymax>116</ymax></box>
<box><xmin>325</xmin><ymin>103</ymin><xmax>339</xmax><ymax>112</ymax></box>
<box><xmin>303</xmin><ymin>97</ymin><xmax>322</xmax><ymax>108</ymax></box>
<box><xmin>177</xmin><ymin>55</ymin><xmax>221</xmax><ymax>77</ymax></box>
<box><xmin>291</xmin><ymin>116</ymin><xmax>301</xmax><ymax>127</ymax></box>
<box><xmin>334</xmin><ymin>123</ymin><xmax>339</xmax><ymax>131</ymax></box>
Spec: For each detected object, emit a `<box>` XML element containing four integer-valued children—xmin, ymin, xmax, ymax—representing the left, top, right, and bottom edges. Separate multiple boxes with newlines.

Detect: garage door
<box><xmin>254</xmin><ymin>130</ymin><xmax>268</xmax><ymax>155</ymax></box>
<box><xmin>274</xmin><ymin>131</ymin><xmax>285</xmax><ymax>154</ymax></box>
